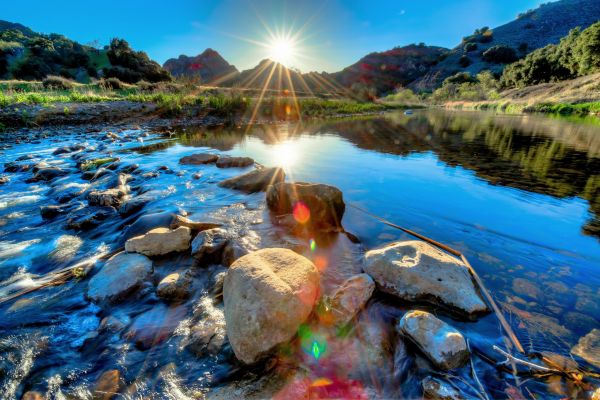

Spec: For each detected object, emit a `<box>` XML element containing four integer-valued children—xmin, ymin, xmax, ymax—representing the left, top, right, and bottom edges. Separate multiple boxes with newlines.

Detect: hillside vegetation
<box><xmin>0</xmin><ymin>20</ymin><xmax>171</xmax><ymax>83</ymax></box>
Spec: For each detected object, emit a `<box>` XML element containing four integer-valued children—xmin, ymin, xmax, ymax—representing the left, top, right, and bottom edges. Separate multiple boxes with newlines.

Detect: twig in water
<box><xmin>493</xmin><ymin>346</ymin><xmax>556</xmax><ymax>373</ymax></box>
<box><xmin>468</xmin><ymin>339</ymin><xmax>491</xmax><ymax>400</ymax></box>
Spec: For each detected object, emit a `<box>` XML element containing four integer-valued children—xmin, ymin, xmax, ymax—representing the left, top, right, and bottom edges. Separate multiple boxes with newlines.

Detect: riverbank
<box><xmin>443</xmin><ymin>72</ymin><xmax>600</xmax><ymax>117</ymax></box>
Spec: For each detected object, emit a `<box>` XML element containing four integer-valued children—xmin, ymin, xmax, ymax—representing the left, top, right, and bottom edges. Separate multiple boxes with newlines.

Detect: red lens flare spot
<box><xmin>314</xmin><ymin>255</ymin><xmax>328</xmax><ymax>272</ymax></box>
<box><xmin>293</xmin><ymin>201</ymin><xmax>310</xmax><ymax>224</ymax></box>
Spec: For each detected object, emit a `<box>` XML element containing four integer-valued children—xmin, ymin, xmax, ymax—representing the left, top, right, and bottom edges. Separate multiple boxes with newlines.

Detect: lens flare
<box><xmin>310</xmin><ymin>239</ymin><xmax>316</xmax><ymax>252</ymax></box>
<box><xmin>293</xmin><ymin>201</ymin><xmax>310</xmax><ymax>224</ymax></box>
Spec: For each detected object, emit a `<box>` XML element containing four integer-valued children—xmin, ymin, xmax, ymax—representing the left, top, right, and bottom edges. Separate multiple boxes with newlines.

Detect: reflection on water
<box><xmin>0</xmin><ymin>109</ymin><xmax>598</xmax><ymax>398</ymax></box>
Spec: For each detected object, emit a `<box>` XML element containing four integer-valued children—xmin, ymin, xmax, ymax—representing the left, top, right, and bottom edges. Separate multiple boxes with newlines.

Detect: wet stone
<box><xmin>93</xmin><ymin>369</ymin><xmax>122</xmax><ymax>400</ymax></box>
<box><xmin>124</xmin><ymin>303</ymin><xmax>188</xmax><ymax>349</ymax></box>
<box><xmin>422</xmin><ymin>377</ymin><xmax>464</xmax><ymax>400</ymax></box>
<box><xmin>191</xmin><ymin>228</ymin><xmax>229</xmax><ymax>263</ymax></box>
<box><xmin>216</xmin><ymin>156</ymin><xmax>254</xmax><ymax>168</ymax></box>
<box><xmin>179</xmin><ymin>153</ymin><xmax>219</xmax><ymax>165</ymax></box>
<box><xmin>125</xmin><ymin>226</ymin><xmax>191</xmax><ymax>256</ymax></box>
<box><xmin>156</xmin><ymin>271</ymin><xmax>193</xmax><ymax>301</ymax></box>
<box><xmin>218</xmin><ymin>167</ymin><xmax>285</xmax><ymax>193</ymax></box>
<box><xmin>66</xmin><ymin>206</ymin><xmax>116</xmax><ymax>230</ymax></box>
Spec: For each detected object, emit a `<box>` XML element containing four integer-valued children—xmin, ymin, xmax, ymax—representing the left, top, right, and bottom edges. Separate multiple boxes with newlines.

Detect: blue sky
<box><xmin>2</xmin><ymin>0</ymin><xmax>545</xmax><ymax>72</ymax></box>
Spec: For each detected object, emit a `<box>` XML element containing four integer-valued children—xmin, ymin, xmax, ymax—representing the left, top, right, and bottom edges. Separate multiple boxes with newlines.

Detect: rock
<box><xmin>124</xmin><ymin>304</ymin><xmax>188</xmax><ymax>349</ymax></box>
<box><xmin>87</xmin><ymin>252</ymin><xmax>153</xmax><ymax>303</ymax></box>
<box><xmin>512</xmin><ymin>278</ymin><xmax>541</xmax><ymax>300</ymax></box>
<box><xmin>170</xmin><ymin>214</ymin><xmax>221</xmax><ymax>232</ymax></box>
<box><xmin>328</xmin><ymin>274</ymin><xmax>375</xmax><ymax>326</ymax></box>
<box><xmin>592</xmin><ymin>387</ymin><xmax>600</xmax><ymax>400</ymax></box>
<box><xmin>266</xmin><ymin>182</ymin><xmax>345</xmax><ymax>231</ymax></box>
<box><xmin>187</xmin><ymin>297</ymin><xmax>228</xmax><ymax>356</ymax></box>
<box><xmin>422</xmin><ymin>377</ymin><xmax>464</xmax><ymax>400</ymax></box>
<box><xmin>216</xmin><ymin>156</ymin><xmax>254</xmax><ymax>168</ymax></box>
<box><xmin>22</xmin><ymin>391</ymin><xmax>45</xmax><ymax>400</ymax></box>
<box><xmin>118</xmin><ymin>196</ymin><xmax>150</xmax><ymax>216</ymax></box>
<box><xmin>82</xmin><ymin>167</ymin><xmax>112</xmax><ymax>181</ymax></box>
<box><xmin>572</xmin><ymin>329</ymin><xmax>600</xmax><ymax>369</ymax></box>
<box><xmin>16</xmin><ymin>154</ymin><xmax>37</xmax><ymax>161</ymax></box>
<box><xmin>28</xmin><ymin>167</ymin><xmax>68</xmax><ymax>182</ymax></box>
<box><xmin>191</xmin><ymin>228</ymin><xmax>229</xmax><ymax>262</ymax></box>
<box><xmin>179</xmin><ymin>153</ymin><xmax>219</xmax><ymax>165</ymax></box>
<box><xmin>223</xmin><ymin>248</ymin><xmax>320</xmax><ymax>364</ymax></box>
<box><xmin>157</xmin><ymin>271</ymin><xmax>192</xmax><ymax>301</ymax></box>
<box><xmin>40</xmin><ymin>205</ymin><xmax>67</xmax><ymax>220</ymax></box>
<box><xmin>398</xmin><ymin>310</ymin><xmax>469</xmax><ymax>370</ymax></box>
<box><xmin>99</xmin><ymin>314</ymin><xmax>131</xmax><ymax>333</ymax></box>
<box><xmin>66</xmin><ymin>206</ymin><xmax>116</xmax><ymax>230</ymax></box>
<box><xmin>88</xmin><ymin>187</ymin><xmax>127</xmax><ymax>208</ymax></box>
<box><xmin>93</xmin><ymin>369</ymin><xmax>122</xmax><ymax>400</ymax></box>
<box><xmin>222</xmin><ymin>241</ymin><xmax>250</xmax><ymax>267</ymax></box>
<box><xmin>125</xmin><ymin>226</ymin><xmax>191</xmax><ymax>256</ymax></box>
<box><xmin>218</xmin><ymin>167</ymin><xmax>285</xmax><ymax>193</ymax></box>
<box><xmin>0</xmin><ymin>176</ymin><xmax>9</xmax><ymax>185</ymax></box>
<box><xmin>364</xmin><ymin>241</ymin><xmax>488</xmax><ymax>318</ymax></box>
<box><xmin>121</xmin><ymin>211</ymin><xmax>177</xmax><ymax>243</ymax></box>
<box><xmin>4</xmin><ymin>162</ymin><xmax>31</xmax><ymax>173</ymax></box>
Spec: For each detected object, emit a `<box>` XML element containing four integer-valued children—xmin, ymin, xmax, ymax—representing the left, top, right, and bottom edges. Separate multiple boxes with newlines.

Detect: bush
<box><xmin>42</xmin><ymin>75</ymin><xmax>75</xmax><ymax>90</ymax></box>
<box><xmin>464</xmin><ymin>43</ymin><xmax>477</xmax><ymax>52</ymax></box>
<box><xmin>101</xmin><ymin>77</ymin><xmax>127</xmax><ymax>90</ymax></box>
<box><xmin>459</xmin><ymin>55</ymin><xmax>472</xmax><ymax>67</ymax></box>
<box><xmin>444</xmin><ymin>72</ymin><xmax>477</xmax><ymax>85</ymax></box>
<box><xmin>105</xmin><ymin>38</ymin><xmax>172</xmax><ymax>83</ymax></box>
<box><xmin>482</xmin><ymin>45</ymin><xmax>518</xmax><ymax>64</ymax></box>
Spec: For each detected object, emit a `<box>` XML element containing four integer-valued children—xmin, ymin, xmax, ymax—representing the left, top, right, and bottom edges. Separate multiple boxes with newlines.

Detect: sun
<box><xmin>267</xmin><ymin>36</ymin><xmax>297</xmax><ymax>66</ymax></box>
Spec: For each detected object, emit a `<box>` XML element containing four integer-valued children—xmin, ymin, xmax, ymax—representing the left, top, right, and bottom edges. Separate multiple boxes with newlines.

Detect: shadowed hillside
<box><xmin>411</xmin><ymin>0</ymin><xmax>600</xmax><ymax>90</ymax></box>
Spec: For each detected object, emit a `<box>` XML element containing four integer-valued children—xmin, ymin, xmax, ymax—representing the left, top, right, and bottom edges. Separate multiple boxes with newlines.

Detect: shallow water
<box><xmin>0</xmin><ymin>109</ymin><xmax>598</xmax><ymax>399</ymax></box>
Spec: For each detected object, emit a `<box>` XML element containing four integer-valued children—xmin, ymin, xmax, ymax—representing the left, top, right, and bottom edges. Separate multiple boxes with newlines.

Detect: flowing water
<box><xmin>0</xmin><ymin>109</ymin><xmax>598</xmax><ymax>399</ymax></box>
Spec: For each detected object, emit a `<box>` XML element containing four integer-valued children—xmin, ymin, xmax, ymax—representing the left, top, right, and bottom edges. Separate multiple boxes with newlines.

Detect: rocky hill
<box><xmin>330</xmin><ymin>44</ymin><xmax>448</xmax><ymax>94</ymax></box>
<box><xmin>163</xmin><ymin>49</ymin><xmax>239</xmax><ymax>84</ymax></box>
<box><xmin>410</xmin><ymin>0</ymin><xmax>600</xmax><ymax>90</ymax></box>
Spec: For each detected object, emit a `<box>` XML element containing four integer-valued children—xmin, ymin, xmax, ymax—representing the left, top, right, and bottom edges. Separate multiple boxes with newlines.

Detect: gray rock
<box><xmin>223</xmin><ymin>248</ymin><xmax>319</xmax><ymax>364</ymax></box>
<box><xmin>266</xmin><ymin>181</ymin><xmax>345</xmax><ymax>231</ymax></box>
<box><xmin>218</xmin><ymin>167</ymin><xmax>285</xmax><ymax>193</ymax></box>
<box><xmin>191</xmin><ymin>228</ymin><xmax>229</xmax><ymax>262</ymax></box>
<box><xmin>87</xmin><ymin>252</ymin><xmax>153</xmax><ymax>303</ymax></box>
<box><xmin>364</xmin><ymin>240</ymin><xmax>488</xmax><ymax>318</ymax></box>
<box><xmin>66</xmin><ymin>206</ymin><xmax>116</xmax><ymax>230</ymax></box>
<box><xmin>179</xmin><ymin>153</ymin><xmax>219</xmax><ymax>165</ymax></box>
<box><xmin>28</xmin><ymin>167</ymin><xmax>68</xmax><ymax>182</ymax></box>
<box><xmin>398</xmin><ymin>310</ymin><xmax>469</xmax><ymax>370</ymax></box>
<box><xmin>329</xmin><ymin>274</ymin><xmax>375</xmax><ymax>326</ymax></box>
<box><xmin>156</xmin><ymin>271</ymin><xmax>193</xmax><ymax>301</ymax></box>
<box><xmin>422</xmin><ymin>377</ymin><xmax>464</xmax><ymax>400</ymax></box>
<box><xmin>216</xmin><ymin>156</ymin><xmax>254</xmax><ymax>168</ymax></box>
<box><xmin>125</xmin><ymin>226</ymin><xmax>191</xmax><ymax>256</ymax></box>
<box><xmin>187</xmin><ymin>297</ymin><xmax>227</xmax><ymax>356</ymax></box>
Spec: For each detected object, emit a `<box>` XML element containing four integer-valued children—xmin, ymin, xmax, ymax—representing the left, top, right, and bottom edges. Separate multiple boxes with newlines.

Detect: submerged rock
<box><xmin>87</xmin><ymin>252</ymin><xmax>153</xmax><ymax>304</ymax></box>
<box><xmin>125</xmin><ymin>226</ymin><xmax>191</xmax><ymax>256</ymax></box>
<box><xmin>364</xmin><ymin>240</ymin><xmax>488</xmax><ymax>318</ymax></box>
<box><xmin>266</xmin><ymin>182</ymin><xmax>345</xmax><ymax>231</ymax></box>
<box><xmin>328</xmin><ymin>273</ymin><xmax>375</xmax><ymax>326</ymax></box>
<box><xmin>28</xmin><ymin>167</ymin><xmax>69</xmax><ymax>182</ymax></box>
<box><xmin>156</xmin><ymin>271</ymin><xmax>193</xmax><ymax>301</ymax></box>
<box><xmin>188</xmin><ymin>297</ymin><xmax>228</xmax><ymax>356</ymax></box>
<box><xmin>22</xmin><ymin>392</ymin><xmax>44</xmax><ymax>400</ymax></box>
<box><xmin>66</xmin><ymin>206</ymin><xmax>116</xmax><ymax>230</ymax></box>
<box><xmin>216</xmin><ymin>156</ymin><xmax>254</xmax><ymax>168</ymax></box>
<box><xmin>179</xmin><ymin>153</ymin><xmax>219</xmax><ymax>165</ymax></box>
<box><xmin>572</xmin><ymin>329</ymin><xmax>600</xmax><ymax>369</ymax></box>
<box><xmin>40</xmin><ymin>205</ymin><xmax>68</xmax><ymax>220</ymax></box>
<box><xmin>0</xmin><ymin>176</ymin><xmax>9</xmax><ymax>185</ymax></box>
<box><xmin>93</xmin><ymin>369</ymin><xmax>123</xmax><ymax>400</ymax></box>
<box><xmin>218</xmin><ymin>167</ymin><xmax>285</xmax><ymax>193</ymax></box>
<box><xmin>422</xmin><ymin>377</ymin><xmax>464</xmax><ymax>400</ymax></box>
<box><xmin>398</xmin><ymin>310</ymin><xmax>469</xmax><ymax>370</ymax></box>
<box><xmin>124</xmin><ymin>303</ymin><xmax>188</xmax><ymax>349</ymax></box>
<box><xmin>191</xmin><ymin>227</ymin><xmax>229</xmax><ymax>262</ymax></box>
<box><xmin>224</xmin><ymin>248</ymin><xmax>320</xmax><ymax>364</ymax></box>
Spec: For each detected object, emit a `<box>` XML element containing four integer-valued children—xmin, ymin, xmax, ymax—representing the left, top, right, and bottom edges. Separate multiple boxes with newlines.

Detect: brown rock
<box><xmin>93</xmin><ymin>369</ymin><xmax>122</xmax><ymax>400</ymax></box>
<box><xmin>218</xmin><ymin>167</ymin><xmax>284</xmax><ymax>193</ymax></box>
<box><xmin>179</xmin><ymin>153</ymin><xmax>218</xmax><ymax>165</ymax></box>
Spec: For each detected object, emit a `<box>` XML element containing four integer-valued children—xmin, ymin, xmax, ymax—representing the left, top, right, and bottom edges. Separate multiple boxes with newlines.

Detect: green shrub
<box><xmin>42</xmin><ymin>75</ymin><xmax>75</xmax><ymax>90</ymax></box>
<box><xmin>482</xmin><ymin>45</ymin><xmax>518</xmax><ymax>64</ymax></box>
<box><xmin>101</xmin><ymin>77</ymin><xmax>127</xmax><ymax>90</ymax></box>
<box><xmin>464</xmin><ymin>43</ymin><xmax>478</xmax><ymax>52</ymax></box>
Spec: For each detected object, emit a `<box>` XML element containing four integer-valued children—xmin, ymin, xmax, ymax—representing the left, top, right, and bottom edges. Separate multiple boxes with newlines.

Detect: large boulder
<box><xmin>179</xmin><ymin>153</ymin><xmax>218</xmax><ymax>165</ymax></box>
<box><xmin>266</xmin><ymin>182</ymin><xmax>345</xmax><ymax>231</ymax></box>
<box><xmin>87</xmin><ymin>252</ymin><xmax>152</xmax><ymax>303</ymax></box>
<box><xmin>328</xmin><ymin>274</ymin><xmax>375</xmax><ymax>326</ymax></box>
<box><xmin>223</xmin><ymin>248</ymin><xmax>320</xmax><ymax>364</ymax></box>
<box><xmin>218</xmin><ymin>167</ymin><xmax>285</xmax><ymax>193</ymax></box>
<box><xmin>397</xmin><ymin>310</ymin><xmax>469</xmax><ymax>370</ymax></box>
<box><xmin>364</xmin><ymin>241</ymin><xmax>488</xmax><ymax>318</ymax></box>
<box><xmin>125</xmin><ymin>226</ymin><xmax>191</xmax><ymax>256</ymax></box>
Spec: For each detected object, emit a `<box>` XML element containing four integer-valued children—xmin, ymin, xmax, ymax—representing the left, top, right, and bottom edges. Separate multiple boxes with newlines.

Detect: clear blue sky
<box><xmin>2</xmin><ymin>0</ymin><xmax>545</xmax><ymax>72</ymax></box>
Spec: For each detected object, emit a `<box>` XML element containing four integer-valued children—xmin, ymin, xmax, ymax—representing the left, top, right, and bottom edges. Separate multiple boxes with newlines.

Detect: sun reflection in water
<box><xmin>271</xmin><ymin>141</ymin><xmax>300</xmax><ymax>169</ymax></box>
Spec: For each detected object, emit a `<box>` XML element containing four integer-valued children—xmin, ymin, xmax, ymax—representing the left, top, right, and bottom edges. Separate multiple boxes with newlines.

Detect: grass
<box><xmin>446</xmin><ymin>100</ymin><xmax>600</xmax><ymax>117</ymax></box>
<box><xmin>0</xmin><ymin>79</ymin><xmax>406</xmax><ymax>120</ymax></box>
